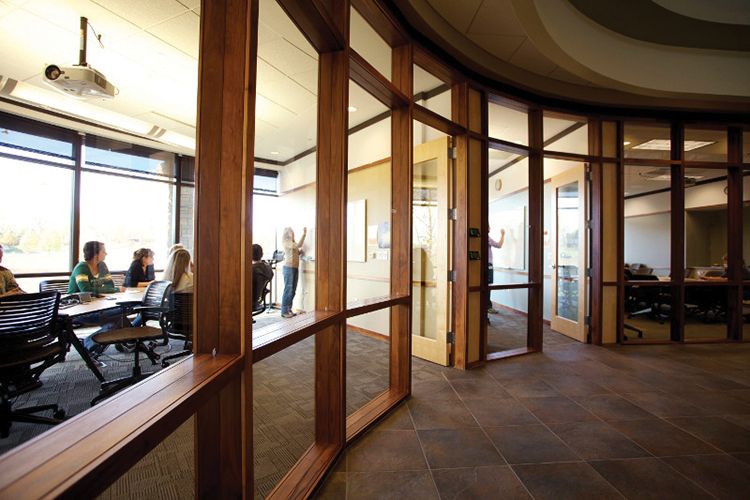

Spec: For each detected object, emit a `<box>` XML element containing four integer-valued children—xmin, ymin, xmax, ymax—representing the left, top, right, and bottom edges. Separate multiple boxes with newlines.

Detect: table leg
<box><xmin>64</xmin><ymin>317</ymin><xmax>106</xmax><ymax>383</ymax></box>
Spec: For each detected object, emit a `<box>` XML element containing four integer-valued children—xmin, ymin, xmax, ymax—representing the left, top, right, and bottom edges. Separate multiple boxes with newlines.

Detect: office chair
<box><xmin>90</xmin><ymin>280</ymin><xmax>172</xmax><ymax>405</ymax></box>
<box><xmin>39</xmin><ymin>279</ymin><xmax>70</xmax><ymax>295</ymax></box>
<box><xmin>0</xmin><ymin>292</ymin><xmax>67</xmax><ymax>438</ymax></box>
<box><xmin>161</xmin><ymin>292</ymin><xmax>193</xmax><ymax>367</ymax></box>
<box><xmin>110</xmin><ymin>273</ymin><xmax>126</xmax><ymax>289</ymax></box>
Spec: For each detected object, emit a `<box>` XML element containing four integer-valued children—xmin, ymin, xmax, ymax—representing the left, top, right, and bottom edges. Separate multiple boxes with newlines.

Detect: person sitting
<box><xmin>68</xmin><ymin>241</ymin><xmax>125</xmax><ymax>357</ymax></box>
<box><xmin>124</xmin><ymin>248</ymin><xmax>155</xmax><ymax>288</ymax></box>
<box><xmin>0</xmin><ymin>243</ymin><xmax>25</xmax><ymax>298</ymax></box>
<box><xmin>164</xmin><ymin>249</ymin><xmax>193</xmax><ymax>293</ymax></box>
<box><xmin>252</xmin><ymin>244</ymin><xmax>273</xmax><ymax>312</ymax></box>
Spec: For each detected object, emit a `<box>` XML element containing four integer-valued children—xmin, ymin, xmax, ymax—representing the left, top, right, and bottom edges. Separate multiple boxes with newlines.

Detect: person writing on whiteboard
<box><xmin>487</xmin><ymin>227</ymin><xmax>505</xmax><ymax>314</ymax></box>
<box><xmin>281</xmin><ymin>226</ymin><xmax>307</xmax><ymax>318</ymax></box>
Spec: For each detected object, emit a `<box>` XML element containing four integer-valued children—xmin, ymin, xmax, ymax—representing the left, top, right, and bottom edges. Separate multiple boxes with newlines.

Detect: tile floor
<box><xmin>315</xmin><ymin>338</ymin><xmax>750</xmax><ymax>499</ymax></box>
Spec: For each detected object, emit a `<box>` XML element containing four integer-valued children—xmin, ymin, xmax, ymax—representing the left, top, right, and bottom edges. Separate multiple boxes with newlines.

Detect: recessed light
<box><xmin>632</xmin><ymin>139</ymin><xmax>715</xmax><ymax>151</ymax></box>
<box><xmin>348</xmin><ymin>106</ymin><xmax>357</xmax><ymax>112</ymax></box>
<box><xmin>270</xmin><ymin>151</ymin><xmax>279</xmax><ymax>155</ymax></box>
<box><xmin>623</xmin><ymin>141</ymin><xmax>631</xmax><ymax>146</ymax></box>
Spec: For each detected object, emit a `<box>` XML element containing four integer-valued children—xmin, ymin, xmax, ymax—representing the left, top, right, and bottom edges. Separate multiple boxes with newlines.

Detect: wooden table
<box><xmin>57</xmin><ymin>289</ymin><xmax>145</xmax><ymax>382</ymax></box>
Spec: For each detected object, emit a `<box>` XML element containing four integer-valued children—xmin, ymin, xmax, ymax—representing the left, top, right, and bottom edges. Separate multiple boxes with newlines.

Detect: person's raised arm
<box><xmin>298</xmin><ymin>227</ymin><xmax>307</xmax><ymax>249</ymax></box>
<box><xmin>498</xmin><ymin>228</ymin><xmax>505</xmax><ymax>248</ymax></box>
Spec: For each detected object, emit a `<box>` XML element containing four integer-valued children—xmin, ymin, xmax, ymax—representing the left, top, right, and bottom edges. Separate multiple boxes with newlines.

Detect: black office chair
<box><xmin>0</xmin><ymin>292</ymin><xmax>67</xmax><ymax>438</ymax></box>
<box><xmin>161</xmin><ymin>292</ymin><xmax>193</xmax><ymax>367</ymax></box>
<box><xmin>252</xmin><ymin>275</ymin><xmax>273</xmax><ymax>317</ymax></box>
<box><xmin>90</xmin><ymin>281</ymin><xmax>172</xmax><ymax>405</ymax></box>
<box><xmin>110</xmin><ymin>273</ymin><xmax>125</xmax><ymax>289</ymax></box>
<box><xmin>39</xmin><ymin>279</ymin><xmax>69</xmax><ymax>295</ymax></box>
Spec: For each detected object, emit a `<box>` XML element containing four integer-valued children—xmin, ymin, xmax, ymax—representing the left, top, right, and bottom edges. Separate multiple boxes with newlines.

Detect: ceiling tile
<box><xmin>509</xmin><ymin>39</ymin><xmax>557</xmax><ymax>76</ymax></box>
<box><xmin>467</xmin><ymin>33</ymin><xmax>525</xmax><ymax>61</ymax></box>
<box><xmin>147</xmin><ymin>10</ymin><xmax>199</xmax><ymax>58</ymax></box>
<box><xmin>467</xmin><ymin>0</ymin><xmax>526</xmax><ymax>36</ymax></box>
<box><xmin>90</xmin><ymin>0</ymin><xmax>188</xmax><ymax>29</ymax></box>
<box><xmin>546</xmin><ymin>67</ymin><xmax>592</xmax><ymax>87</ymax></box>
<box><xmin>426</xmin><ymin>0</ymin><xmax>483</xmax><ymax>33</ymax></box>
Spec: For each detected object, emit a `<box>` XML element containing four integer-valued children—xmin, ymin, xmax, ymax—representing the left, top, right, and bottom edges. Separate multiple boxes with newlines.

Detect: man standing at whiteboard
<box><xmin>488</xmin><ymin>227</ymin><xmax>505</xmax><ymax>313</ymax></box>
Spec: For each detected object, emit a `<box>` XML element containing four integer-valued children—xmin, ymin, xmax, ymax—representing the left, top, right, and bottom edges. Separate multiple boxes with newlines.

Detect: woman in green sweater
<box><xmin>68</xmin><ymin>241</ymin><xmax>124</xmax><ymax>295</ymax></box>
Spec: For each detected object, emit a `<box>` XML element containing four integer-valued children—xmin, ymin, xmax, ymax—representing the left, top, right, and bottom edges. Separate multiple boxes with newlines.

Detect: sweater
<box><xmin>124</xmin><ymin>261</ymin><xmax>155</xmax><ymax>287</ymax></box>
<box><xmin>68</xmin><ymin>261</ymin><xmax>118</xmax><ymax>294</ymax></box>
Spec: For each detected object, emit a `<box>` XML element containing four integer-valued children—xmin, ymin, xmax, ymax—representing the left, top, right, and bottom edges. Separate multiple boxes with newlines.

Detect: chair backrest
<box><xmin>39</xmin><ymin>279</ymin><xmax>69</xmax><ymax>294</ymax></box>
<box><xmin>110</xmin><ymin>273</ymin><xmax>125</xmax><ymax>288</ymax></box>
<box><xmin>141</xmin><ymin>280</ymin><xmax>173</xmax><ymax>322</ymax></box>
<box><xmin>163</xmin><ymin>292</ymin><xmax>193</xmax><ymax>340</ymax></box>
<box><xmin>0</xmin><ymin>292</ymin><xmax>64</xmax><ymax>377</ymax></box>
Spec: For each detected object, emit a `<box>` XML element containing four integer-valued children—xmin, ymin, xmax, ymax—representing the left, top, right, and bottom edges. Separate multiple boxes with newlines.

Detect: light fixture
<box><xmin>270</xmin><ymin>151</ymin><xmax>279</xmax><ymax>155</ymax></box>
<box><xmin>347</xmin><ymin>106</ymin><xmax>357</xmax><ymax>112</ymax></box>
<box><xmin>632</xmin><ymin>139</ymin><xmax>714</xmax><ymax>151</ymax></box>
<box><xmin>623</xmin><ymin>141</ymin><xmax>631</xmax><ymax>146</ymax></box>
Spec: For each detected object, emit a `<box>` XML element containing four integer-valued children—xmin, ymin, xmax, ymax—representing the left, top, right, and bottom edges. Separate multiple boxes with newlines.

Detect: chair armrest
<box><xmin>130</xmin><ymin>305</ymin><xmax>170</xmax><ymax>314</ymax></box>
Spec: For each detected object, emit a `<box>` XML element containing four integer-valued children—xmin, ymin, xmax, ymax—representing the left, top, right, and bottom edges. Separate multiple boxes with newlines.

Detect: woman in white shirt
<box><xmin>164</xmin><ymin>248</ymin><xmax>193</xmax><ymax>292</ymax></box>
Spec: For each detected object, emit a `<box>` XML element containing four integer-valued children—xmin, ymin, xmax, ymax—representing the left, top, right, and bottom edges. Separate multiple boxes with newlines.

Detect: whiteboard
<box><xmin>489</xmin><ymin>206</ymin><xmax>526</xmax><ymax>270</ymax></box>
<box><xmin>347</xmin><ymin>199</ymin><xmax>367</xmax><ymax>262</ymax></box>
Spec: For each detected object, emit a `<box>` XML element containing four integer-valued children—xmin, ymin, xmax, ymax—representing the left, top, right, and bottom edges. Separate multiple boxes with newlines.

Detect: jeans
<box><xmin>281</xmin><ymin>266</ymin><xmax>299</xmax><ymax>314</ymax></box>
<box><xmin>77</xmin><ymin>309</ymin><xmax>124</xmax><ymax>354</ymax></box>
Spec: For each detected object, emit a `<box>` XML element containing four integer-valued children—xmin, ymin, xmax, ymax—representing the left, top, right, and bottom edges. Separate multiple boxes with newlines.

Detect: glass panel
<box><xmin>255</xmin><ymin>0</ymin><xmax>318</xmax><ymax>322</ymax></box>
<box><xmin>0</xmin><ymin>126</ymin><xmax>74</xmax><ymax>166</ymax></box>
<box><xmin>624</xmin><ymin>165</ymin><xmax>671</xmax><ymax>278</ymax></box>
<box><xmin>412</xmin><ymin>122</ymin><xmax>449</xmax><ymax>341</ymax></box>
<box><xmin>253</xmin><ymin>337</ymin><xmax>314</xmax><ymax>498</ymax></box>
<box><xmin>745</xmin><ymin>171</ymin><xmax>750</xmax><ymax>275</ymax></box>
<box><xmin>684</xmin><ymin>127</ymin><xmax>727</xmax><ymax>162</ymax></box>
<box><xmin>350</xmin><ymin>7</ymin><xmax>392</xmax><ymax>80</ymax></box>
<box><xmin>488</xmin><ymin>100</ymin><xmax>528</xmax><ymax>145</ymax></box>
<box><xmin>179</xmin><ymin>185</ymin><xmax>195</xmax><ymax>256</ymax></box>
<box><xmin>488</xmin><ymin>152</ymin><xmax>529</xmax><ymax>285</ymax></box>
<box><xmin>84</xmin><ymin>136</ymin><xmax>176</xmax><ymax>178</ymax></box>
<box><xmin>100</xmin><ymin>417</ymin><xmax>194</xmax><ymax>497</ymax></box>
<box><xmin>80</xmin><ymin>172</ymin><xmax>175</xmax><ymax>271</ymax></box>
<box><xmin>0</xmin><ymin>159</ymin><xmax>73</xmax><ymax>274</ymax></box>
<box><xmin>543</xmin><ymin>112</ymin><xmax>587</xmax><ymax>155</ymax></box>
<box><xmin>488</xmin><ymin>288</ymin><xmax>528</xmax><ymax>354</ymax></box>
<box><xmin>346</xmin><ymin>308</ymin><xmax>390</xmax><ymax>416</ymax></box>
<box><xmin>623</xmin><ymin>284</ymin><xmax>673</xmax><ymax>341</ymax></box>
<box><xmin>347</xmin><ymin>81</ymin><xmax>391</xmax><ymax>303</ymax></box>
<box><xmin>685</xmin><ymin>168</ymin><xmax>727</xmax><ymax>276</ymax></box>
<box><xmin>413</xmin><ymin>65</ymin><xmax>451</xmax><ymax>120</ymax></box>
<box><xmin>556</xmin><ymin>180</ymin><xmax>579</xmax><ymax>321</ymax></box>
<box><xmin>684</xmin><ymin>286</ymin><xmax>729</xmax><ymax>340</ymax></box>
<box><xmin>624</xmin><ymin>122</ymin><xmax>672</xmax><ymax>161</ymax></box>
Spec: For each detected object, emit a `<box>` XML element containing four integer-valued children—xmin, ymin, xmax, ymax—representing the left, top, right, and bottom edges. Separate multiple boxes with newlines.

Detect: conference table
<box><xmin>57</xmin><ymin>289</ymin><xmax>145</xmax><ymax>382</ymax></box>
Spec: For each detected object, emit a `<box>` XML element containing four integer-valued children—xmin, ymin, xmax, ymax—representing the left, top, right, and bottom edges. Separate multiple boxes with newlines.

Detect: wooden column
<box><xmin>670</xmin><ymin>123</ymin><xmax>685</xmax><ymax>342</ymax></box>
<box><xmin>727</xmin><ymin>127</ymin><xmax>743</xmax><ymax>340</ymax></box>
<box><xmin>193</xmin><ymin>0</ymin><xmax>257</xmax><ymax>497</ymax></box>
<box><xmin>390</xmin><ymin>43</ymin><xmax>412</xmax><ymax>393</ymax></box>
<box><xmin>589</xmin><ymin>119</ymin><xmax>603</xmax><ymax>345</ymax></box>
<box><xmin>527</xmin><ymin>109</ymin><xmax>544</xmax><ymax>351</ymax></box>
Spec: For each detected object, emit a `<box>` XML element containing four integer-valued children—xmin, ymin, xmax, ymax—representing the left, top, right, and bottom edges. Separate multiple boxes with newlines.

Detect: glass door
<box><xmin>412</xmin><ymin>135</ymin><xmax>452</xmax><ymax>365</ymax></box>
<box><xmin>549</xmin><ymin>166</ymin><xmax>588</xmax><ymax>341</ymax></box>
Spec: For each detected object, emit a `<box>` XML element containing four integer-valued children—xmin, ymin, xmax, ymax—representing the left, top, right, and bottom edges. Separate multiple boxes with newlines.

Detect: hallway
<box><xmin>316</xmin><ymin>341</ymin><xmax>750</xmax><ymax>499</ymax></box>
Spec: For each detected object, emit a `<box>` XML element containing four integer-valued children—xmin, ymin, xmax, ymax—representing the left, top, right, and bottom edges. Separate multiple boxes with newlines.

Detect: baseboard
<box><xmin>346</xmin><ymin>324</ymin><xmax>389</xmax><ymax>342</ymax></box>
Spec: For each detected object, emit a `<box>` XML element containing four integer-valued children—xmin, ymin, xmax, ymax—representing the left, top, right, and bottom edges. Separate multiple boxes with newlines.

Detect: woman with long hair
<box><xmin>281</xmin><ymin>226</ymin><xmax>306</xmax><ymax>318</ymax></box>
<box><xmin>164</xmin><ymin>248</ymin><xmax>193</xmax><ymax>293</ymax></box>
<box><xmin>124</xmin><ymin>248</ymin><xmax>155</xmax><ymax>288</ymax></box>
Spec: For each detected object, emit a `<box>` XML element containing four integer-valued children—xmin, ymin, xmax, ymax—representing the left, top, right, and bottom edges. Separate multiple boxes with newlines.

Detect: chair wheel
<box><xmin>53</xmin><ymin>409</ymin><xmax>66</xmax><ymax>420</ymax></box>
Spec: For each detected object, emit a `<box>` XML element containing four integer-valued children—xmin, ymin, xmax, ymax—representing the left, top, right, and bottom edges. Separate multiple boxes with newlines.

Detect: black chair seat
<box><xmin>92</xmin><ymin>326</ymin><xmax>164</xmax><ymax>345</ymax></box>
<box><xmin>0</xmin><ymin>344</ymin><xmax>65</xmax><ymax>370</ymax></box>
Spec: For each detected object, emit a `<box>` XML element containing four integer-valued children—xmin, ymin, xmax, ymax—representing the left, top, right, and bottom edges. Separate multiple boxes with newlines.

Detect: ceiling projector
<box><xmin>43</xmin><ymin>64</ymin><xmax>116</xmax><ymax>99</ymax></box>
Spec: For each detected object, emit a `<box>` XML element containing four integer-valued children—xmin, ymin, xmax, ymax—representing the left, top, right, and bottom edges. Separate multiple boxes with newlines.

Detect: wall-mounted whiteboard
<box><xmin>489</xmin><ymin>206</ymin><xmax>526</xmax><ymax>270</ymax></box>
<box><xmin>347</xmin><ymin>199</ymin><xmax>367</xmax><ymax>262</ymax></box>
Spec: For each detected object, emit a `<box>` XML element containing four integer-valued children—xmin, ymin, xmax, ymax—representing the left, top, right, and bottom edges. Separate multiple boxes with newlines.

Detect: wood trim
<box><xmin>350</xmin><ymin>49</ymin><xmax>409</xmax><ymax>108</ymax></box>
<box><xmin>266</xmin><ymin>443</ymin><xmax>340</xmax><ymax>500</ymax></box>
<box><xmin>351</xmin><ymin>0</ymin><xmax>408</xmax><ymax>46</ymax></box>
<box><xmin>252</xmin><ymin>311</ymin><xmax>338</xmax><ymax>362</ymax></box>
<box><xmin>589</xmin><ymin>118</ymin><xmax>603</xmax><ymax>345</ymax></box>
<box><xmin>413</xmin><ymin>44</ymin><xmax>462</xmax><ymax>85</ymax></box>
<box><xmin>345</xmin><ymin>390</ymin><xmax>408</xmax><ymax>442</ymax></box>
<box><xmin>276</xmin><ymin>0</ymin><xmax>344</xmax><ymax>53</ymax></box>
<box><xmin>71</xmin><ymin>133</ymin><xmax>82</xmax><ymax>268</ymax></box>
<box><xmin>0</xmin><ymin>354</ymin><xmax>241</xmax><ymax>499</ymax></box>
<box><xmin>527</xmin><ymin>108</ymin><xmax>544</xmax><ymax>352</ymax></box>
<box><xmin>488</xmin><ymin>137</ymin><xmax>530</xmax><ymax>156</ymax></box>
<box><xmin>487</xmin><ymin>346</ymin><xmax>535</xmax><ymax>361</ymax></box>
<box><xmin>347</xmin><ymin>323</ymin><xmax>390</xmax><ymax>342</ymax></box>
<box><xmin>413</xmin><ymin>104</ymin><xmax>466</xmax><ymax>136</ymax></box>
<box><xmin>670</xmin><ymin>124</ymin><xmax>685</xmax><ymax>342</ymax></box>
<box><xmin>488</xmin><ymin>283</ymin><xmax>536</xmax><ymax>290</ymax></box>
<box><xmin>346</xmin><ymin>294</ymin><xmax>409</xmax><ymax>318</ymax></box>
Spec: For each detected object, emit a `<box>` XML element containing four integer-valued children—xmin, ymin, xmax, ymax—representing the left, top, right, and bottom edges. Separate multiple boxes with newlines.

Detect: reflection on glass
<box><xmin>413</xmin><ymin>65</ymin><xmax>450</xmax><ymax>119</ymax></box>
<box><xmin>488</xmin><ymin>288</ymin><xmax>528</xmax><ymax>353</ymax></box>
<box><xmin>684</xmin><ymin>168</ymin><xmax>727</xmax><ymax>275</ymax></box>
<box><xmin>624</xmin><ymin>122</ymin><xmax>671</xmax><ymax>160</ymax></box>
<box><xmin>413</xmin><ymin>156</ymin><xmax>439</xmax><ymax>341</ymax></box>
<box><xmin>179</xmin><ymin>185</ymin><xmax>195</xmax><ymax>255</ymax></box>
<box><xmin>346</xmin><ymin>309</ymin><xmax>390</xmax><ymax>416</ymax></box>
<box><xmin>347</xmin><ymin>80</ymin><xmax>391</xmax><ymax>303</ymax></box>
<box><xmin>684</xmin><ymin>127</ymin><xmax>727</xmax><ymax>162</ymax></box>
<box><xmin>488</xmin><ymin>100</ymin><xmax>528</xmax><ymax>145</ymax></box>
<box><xmin>488</xmin><ymin>153</ymin><xmax>529</xmax><ymax>285</ymax></box>
<box><xmin>623</xmin><ymin>284</ymin><xmax>672</xmax><ymax>341</ymax></box>
<box><xmin>624</xmin><ymin>165</ymin><xmax>671</xmax><ymax>278</ymax></box>
<box><xmin>543</xmin><ymin>112</ymin><xmax>587</xmax><ymax>155</ymax></box>
<box><xmin>350</xmin><ymin>7</ymin><xmax>391</xmax><ymax>80</ymax></box>
<box><xmin>0</xmin><ymin>159</ymin><xmax>73</xmax><ymax>273</ymax></box>
<box><xmin>556</xmin><ymin>181</ymin><xmax>579</xmax><ymax>321</ymax></box>
<box><xmin>684</xmin><ymin>286</ymin><xmax>729</xmax><ymax>340</ymax></box>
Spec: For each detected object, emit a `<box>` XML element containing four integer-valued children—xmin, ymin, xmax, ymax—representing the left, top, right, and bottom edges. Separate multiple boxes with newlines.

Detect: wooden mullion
<box><xmin>351</xmin><ymin>0</ymin><xmax>408</xmax><ymax>46</ymax></box>
<box><xmin>413</xmin><ymin>44</ymin><xmax>460</xmax><ymax>84</ymax></box>
<box><xmin>71</xmin><ymin>133</ymin><xmax>82</xmax><ymax>268</ymax></box>
<box><xmin>589</xmin><ymin>118</ymin><xmax>603</xmax><ymax>345</ymax></box>
<box><xmin>452</xmin><ymin>80</ymin><xmax>469</xmax><ymax>369</ymax></box>
<box><xmin>276</xmin><ymin>0</ymin><xmax>345</xmax><ymax>52</ymax></box>
<box><xmin>527</xmin><ymin>108</ymin><xmax>544</xmax><ymax>351</ymax></box>
<box><xmin>349</xmin><ymin>49</ymin><xmax>409</xmax><ymax>108</ymax></box>
<box><xmin>488</xmin><ymin>137</ymin><xmax>530</xmax><ymax>156</ymax></box>
<box><xmin>727</xmin><ymin>127</ymin><xmax>743</xmax><ymax>340</ymax></box>
<box><xmin>413</xmin><ymin>104</ymin><xmax>466</xmax><ymax>136</ymax></box>
<box><xmin>670</xmin><ymin>123</ymin><xmax>685</xmax><ymax>342</ymax></box>
<box><xmin>390</xmin><ymin>43</ymin><xmax>412</xmax><ymax>395</ymax></box>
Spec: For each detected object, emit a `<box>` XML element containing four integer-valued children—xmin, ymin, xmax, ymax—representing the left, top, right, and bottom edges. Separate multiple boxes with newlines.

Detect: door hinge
<box><xmin>448</xmin><ymin>207</ymin><xmax>457</xmax><ymax>220</ymax></box>
<box><xmin>585</xmin><ymin>170</ymin><xmax>592</xmax><ymax>182</ymax></box>
<box><xmin>585</xmin><ymin>219</ymin><xmax>592</xmax><ymax>229</ymax></box>
<box><xmin>448</xmin><ymin>146</ymin><xmax>457</xmax><ymax>160</ymax></box>
<box><xmin>585</xmin><ymin>268</ymin><xmax>592</xmax><ymax>277</ymax></box>
<box><xmin>447</xmin><ymin>331</ymin><xmax>455</xmax><ymax>344</ymax></box>
<box><xmin>584</xmin><ymin>316</ymin><xmax>591</xmax><ymax>326</ymax></box>
<box><xmin>448</xmin><ymin>270</ymin><xmax>456</xmax><ymax>282</ymax></box>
